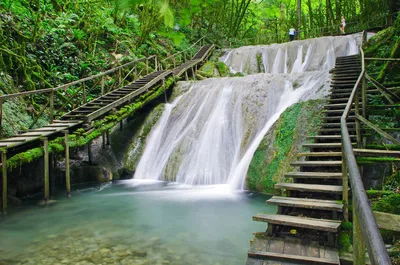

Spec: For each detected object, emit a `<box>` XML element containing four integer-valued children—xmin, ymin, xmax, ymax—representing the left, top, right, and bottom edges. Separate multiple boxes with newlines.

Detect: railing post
<box><xmin>342</xmin><ymin>150</ymin><xmax>349</xmax><ymax>222</ymax></box>
<box><xmin>173</xmin><ymin>56</ymin><xmax>176</xmax><ymax>68</ymax></box>
<box><xmin>1</xmin><ymin>149</ymin><xmax>7</xmax><ymax>213</ymax></box>
<box><xmin>353</xmin><ymin>201</ymin><xmax>366</xmax><ymax>265</ymax></box>
<box><xmin>361</xmin><ymin>75</ymin><xmax>367</xmax><ymax>148</ymax></box>
<box><xmin>42</xmin><ymin>137</ymin><xmax>50</xmax><ymax>202</ymax></box>
<box><xmin>0</xmin><ymin>100</ymin><xmax>3</xmax><ymax>139</ymax></box>
<box><xmin>155</xmin><ymin>57</ymin><xmax>158</xmax><ymax>71</ymax></box>
<box><xmin>354</xmin><ymin>89</ymin><xmax>362</xmax><ymax>148</ymax></box>
<box><xmin>50</xmin><ymin>90</ymin><xmax>54</xmax><ymax>122</ymax></box>
<box><xmin>62</xmin><ymin>130</ymin><xmax>71</xmax><ymax>198</ymax></box>
<box><xmin>101</xmin><ymin>76</ymin><xmax>105</xmax><ymax>95</ymax></box>
<box><xmin>82</xmin><ymin>82</ymin><xmax>87</xmax><ymax>104</ymax></box>
<box><xmin>119</xmin><ymin>69</ymin><xmax>122</xmax><ymax>86</ymax></box>
<box><xmin>146</xmin><ymin>58</ymin><xmax>149</xmax><ymax>74</ymax></box>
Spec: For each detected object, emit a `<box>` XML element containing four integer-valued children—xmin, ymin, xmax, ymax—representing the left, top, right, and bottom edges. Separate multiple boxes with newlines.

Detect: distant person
<box><xmin>340</xmin><ymin>16</ymin><xmax>346</xmax><ymax>34</ymax></box>
<box><xmin>288</xmin><ymin>27</ymin><xmax>296</xmax><ymax>41</ymax></box>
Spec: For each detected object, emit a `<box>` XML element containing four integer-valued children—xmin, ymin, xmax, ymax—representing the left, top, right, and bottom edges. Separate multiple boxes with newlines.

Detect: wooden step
<box><xmin>284</xmin><ymin>172</ymin><xmax>342</xmax><ymax>179</ymax></box>
<box><xmin>248</xmin><ymin>250</ymin><xmax>340</xmax><ymax>265</ymax></box>
<box><xmin>275</xmin><ymin>183</ymin><xmax>343</xmax><ymax>194</ymax></box>
<box><xmin>322</xmin><ymin>116</ymin><xmax>355</xmax><ymax>120</ymax></box>
<box><xmin>253</xmin><ymin>214</ymin><xmax>341</xmax><ymax>232</ymax></box>
<box><xmin>290</xmin><ymin>161</ymin><xmax>342</xmax><ymax>167</ymax></box>
<box><xmin>297</xmin><ymin>152</ymin><xmax>342</xmax><ymax>157</ymax></box>
<box><xmin>267</xmin><ymin>196</ymin><xmax>343</xmax><ymax>212</ymax></box>
<box><xmin>323</xmin><ymin>122</ymin><xmax>355</xmax><ymax>128</ymax></box>
<box><xmin>307</xmin><ymin>135</ymin><xmax>355</xmax><ymax>140</ymax></box>
<box><xmin>303</xmin><ymin>143</ymin><xmax>354</xmax><ymax>148</ymax></box>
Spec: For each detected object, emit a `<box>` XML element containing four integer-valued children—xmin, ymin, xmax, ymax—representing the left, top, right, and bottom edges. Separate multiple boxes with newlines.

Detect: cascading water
<box><xmin>134</xmin><ymin>34</ymin><xmax>361</xmax><ymax>190</ymax></box>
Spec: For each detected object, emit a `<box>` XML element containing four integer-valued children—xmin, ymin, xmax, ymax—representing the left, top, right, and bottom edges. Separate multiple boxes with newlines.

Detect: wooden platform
<box><xmin>246</xmin><ymin>236</ymin><xmax>340</xmax><ymax>265</ymax></box>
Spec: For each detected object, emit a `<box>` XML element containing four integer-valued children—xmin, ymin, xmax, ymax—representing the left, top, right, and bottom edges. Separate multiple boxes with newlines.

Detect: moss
<box><xmin>338</xmin><ymin>221</ymin><xmax>352</xmax><ymax>253</ymax></box>
<box><xmin>198</xmin><ymin>61</ymin><xmax>215</xmax><ymax>77</ymax></box>
<box><xmin>367</xmin><ymin>189</ymin><xmax>395</xmax><ymax>199</ymax></box>
<box><xmin>216</xmin><ymin>62</ymin><xmax>230</xmax><ymax>77</ymax></box>
<box><xmin>357</xmin><ymin>156</ymin><xmax>400</xmax><ymax>164</ymax></box>
<box><xmin>6</xmin><ymin>77</ymin><xmax>175</xmax><ymax>170</ymax></box>
<box><xmin>372</xmin><ymin>193</ymin><xmax>400</xmax><ymax>214</ymax></box>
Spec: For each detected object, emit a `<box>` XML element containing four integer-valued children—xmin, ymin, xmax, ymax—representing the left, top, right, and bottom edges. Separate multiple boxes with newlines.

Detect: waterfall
<box><xmin>134</xmin><ymin>34</ymin><xmax>361</xmax><ymax>190</ymax></box>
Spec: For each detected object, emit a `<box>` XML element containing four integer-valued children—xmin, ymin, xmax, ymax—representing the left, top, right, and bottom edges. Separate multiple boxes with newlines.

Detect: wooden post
<box><xmin>101</xmin><ymin>76</ymin><xmax>105</xmax><ymax>95</ymax></box>
<box><xmin>119</xmin><ymin>69</ymin><xmax>122</xmax><ymax>86</ymax></box>
<box><xmin>146</xmin><ymin>58</ymin><xmax>149</xmax><ymax>74</ymax></box>
<box><xmin>192</xmin><ymin>67</ymin><xmax>196</xmax><ymax>80</ymax></box>
<box><xmin>342</xmin><ymin>150</ymin><xmax>349</xmax><ymax>222</ymax></box>
<box><xmin>134</xmin><ymin>66</ymin><xmax>137</xmax><ymax>79</ymax></box>
<box><xmin>0</xmin><ymin>100</ymin><xmax>3</xmax><ymax>139</ymax></box>
<box><xmin>162</xmin><ymin>79</ymin><xmax>168</xmax><ymax>103</ymax></box>
<box><xmin>184</xmin><ymin>51</ymin><xmax>186</xmax><ymax>62</ymax></box>
<box><xmin>354</xmin><ymin>90</ymin><xmax>361</xmax><ymax>148</ymax></box>
<box><xmin>173</xmin><ymin>57</ymin><xmax>176</xmax><ymax>68</ymax></box>
<box><xmin>353</xmin><ymin>202</ymin><xmax>366</xmax><ymax>265</ymax></box>
<box><xmin>63</xmin><ymin>131</ymin><xmax>71</xmax><ymax>197</ymax></box>
<box><xmin>1</xmin><ymin>150</ymin><xmax>7</xmax><ymax>213</ymax></box>
<box><xmin>50</xmin><ymin>90</ymin><xmax>54</xmax><ymax>122</ymax></box>
<box><xmin>42</xmin><ymin>137</ymin><xmax>50</xmax><ymax>202</ymax></box>
<box><xmin>361</xmin><ymin>75</ymin><xmax>367</xmax><ymax>148</ymax></box>
<box><xmin>155</xmin><ymin>57</ymin><xmax>158</xmax><ymax>71</ymax></box>
<box><xmin>87</xmin><ymin>142</ymin><xmax>92</xmax><ymax>165</ymax></box>
<box><xmin>82</xmin><ymin>82</ymin><xmax>86</xmax><ymax>104</ymax></box>
<box><xmin>185</xmin><ymin>71</ymin><xmax>189</xmax><ymax>81</ymax></box>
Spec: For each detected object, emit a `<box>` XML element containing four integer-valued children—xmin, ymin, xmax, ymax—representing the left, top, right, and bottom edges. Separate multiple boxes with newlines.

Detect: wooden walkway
<box><xmin>246</xmin><ymin>55</ymin><xmax>362</xmax><ymax>265</ymax></box>
<box><xmin>0</xmin><ymin>45</ymin><xmax>215</xmax><ymax>152</ymax></box>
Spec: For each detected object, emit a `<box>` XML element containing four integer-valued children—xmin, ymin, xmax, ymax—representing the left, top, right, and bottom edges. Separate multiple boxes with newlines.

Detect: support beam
<box><xmin>63</xmin><ymin>130</ymin><xmax>71</xmax><ymax>198</ymax></box>
<box><xmin>355</xmin><ymin>114</ymin><xmax>400</xmax><ymax>145</ymax></box>
<box><xmin>1</xmin><ymin>150</ymin><xmax>7</xmax><ymax>213</ymax></box>
<box><xmin>42</xmin><ymin>137</ymin><xmax>50</xmax><ymax>202</ymax></box>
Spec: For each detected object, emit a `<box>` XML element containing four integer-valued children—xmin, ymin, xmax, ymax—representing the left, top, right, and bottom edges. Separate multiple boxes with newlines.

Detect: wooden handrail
<box><xmin>340</xmin><ymin>31</ymin><xmax>392</xmax><ymax>265</ymax></box>
<box><xmin>162</xmin><ymin>36</ymin><xmax>205</xmax><ymax>62</ymax></box>
<box><xmin>0</xmin><ymin>56</ymin><xmax>156</xmax><ymax>100</ymax></box>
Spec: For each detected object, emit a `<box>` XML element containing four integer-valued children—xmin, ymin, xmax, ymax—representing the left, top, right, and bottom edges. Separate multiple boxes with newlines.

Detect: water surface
<box><xmin>0</xmin><ymin>180</ymin><xmax>275</xmax><ymax>265</ymax></box>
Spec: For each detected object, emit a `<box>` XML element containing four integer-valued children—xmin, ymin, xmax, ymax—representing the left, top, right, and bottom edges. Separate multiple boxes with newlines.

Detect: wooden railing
<box><xmin>161</xmin><ymin>36</ymin><xmax>207</xmax><ymax>69</ymax></box>
<box><xmin>340</xmin><ymin>30</ymin><xmax>393</xmax><ymax>265</ymax></box>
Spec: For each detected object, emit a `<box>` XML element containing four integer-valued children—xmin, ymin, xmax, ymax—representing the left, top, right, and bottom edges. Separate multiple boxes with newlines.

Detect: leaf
<box><xmin>159</xmin><ymin>1</ymin><xmax>174</xmax><ymax>28</ymax></box>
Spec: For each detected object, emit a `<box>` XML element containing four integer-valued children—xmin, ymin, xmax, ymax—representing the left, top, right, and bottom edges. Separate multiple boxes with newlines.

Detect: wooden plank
<box><xmin>373</xmin><ymin>211</ymin><xmax>400</xmax><ymax>232</ymax></box>
<box><xmin>248</xmin><ymin>250</ymin><xmax>339</xmax><ymax>265</ymax></box>
<box><xmin>267</xmin><ymin>196</ymin><xmax>343</xmax><ymax>211</ymax></box>
<box><xmin>354</xmin><ymin>148</ymin><xmax>400</xmax><ymax>157</ymax></box>
<box><xmin>275</xmin><ymin>183</ymin><xmax>343</xmax><ymax>194</ymax></box>
<box><xmin>284</xmin><ymin>172</ymin><xmax>342</xmax><ymax>179</ymax></box>
<box><xmin>290</xmin><ymin>161</ymin><xmax>342</xmax><ymax>167</ymax></box>
<box><xmin>297</xmin><ymin>152</ymin><xmax>342</xmax><ymax>157</ymax></box>
<box><xmin>268</xmin><ymin>237</ymin><xmax>285</xmax><ymax>254</ymax></box>
<box><xmin>252</xmin><ymin>214</ymin><xmax>341</xmax><ymax>233</ymax></box>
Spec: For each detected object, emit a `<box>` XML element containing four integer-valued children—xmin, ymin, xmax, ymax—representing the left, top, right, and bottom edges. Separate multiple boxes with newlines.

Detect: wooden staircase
<box><xmin>247</xmin><ymin>54</ymin><xmax>361</xmax><ymax>265</ymax></box>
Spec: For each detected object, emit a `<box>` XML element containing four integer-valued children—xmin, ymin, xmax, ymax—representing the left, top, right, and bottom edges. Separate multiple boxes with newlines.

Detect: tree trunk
<box><xmin>306</xmin><ymin>0</ymin><xmax>313</xmax><ymax>37</ymax></box>
<box><xmin>297</xmin><ymin>0</ymin><xmax>301</xmax><ymax>39</ymax></box>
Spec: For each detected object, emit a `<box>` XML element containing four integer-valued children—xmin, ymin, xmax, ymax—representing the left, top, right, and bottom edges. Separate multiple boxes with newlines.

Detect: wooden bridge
<box><xmin>247</xmin><ymin>32</ymin><xmax>397</xmax><ymax>265</ymax></box>
<box><xmin>0</xmin><ymin>42</ymin><xmax>214</xmax><ymax>210</ymax></box>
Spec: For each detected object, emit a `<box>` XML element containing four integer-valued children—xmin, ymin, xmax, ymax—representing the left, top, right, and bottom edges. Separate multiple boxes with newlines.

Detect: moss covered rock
<box><xmin>246</xmin><ymin>99</ymin><xmax>325</xmax><ymax>194</ymax></box>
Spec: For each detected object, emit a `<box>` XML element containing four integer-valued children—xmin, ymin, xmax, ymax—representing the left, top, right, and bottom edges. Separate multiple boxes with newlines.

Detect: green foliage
<box><xmin>372</xmin><ymin>193</ymin><xmax>400</xmax><ymax>214</ymax></box>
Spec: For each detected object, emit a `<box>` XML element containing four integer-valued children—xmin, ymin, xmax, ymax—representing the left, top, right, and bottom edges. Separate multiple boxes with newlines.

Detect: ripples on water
<box><xmin>0</xmin><ymin>180</ymin><xmax>274</xmax><ymax>265</ymax></box>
